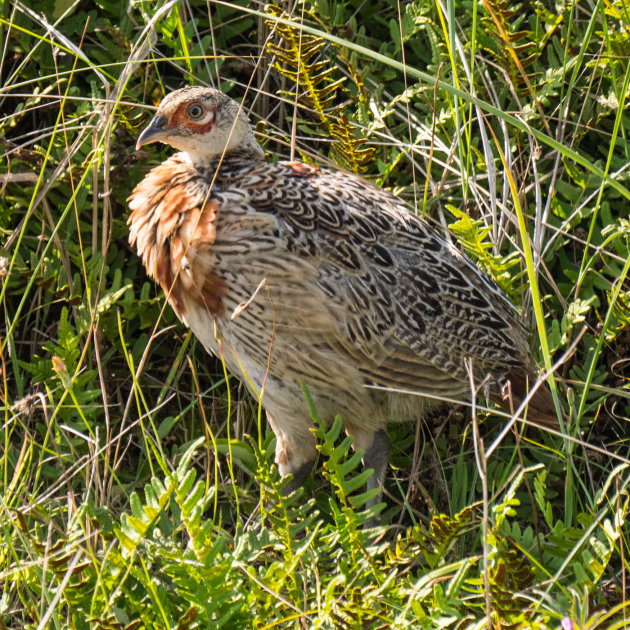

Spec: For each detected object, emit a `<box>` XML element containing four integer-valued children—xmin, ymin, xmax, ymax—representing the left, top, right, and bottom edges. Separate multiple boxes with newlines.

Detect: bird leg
<box><xmin>352</xmin><ymin>428</ymin><xmax>389</xmax><ymax>523</ymax></box>
<box><xmin>267</xmin><ymin>414</ymin><xmax>317</xmax><ymax>495</ymax></box>
<box><xmin>363</xmin><ymin>429</ymin><xmax>390</xmax><ymax>496</ymax></box>
<box><xmin>282</xmin><ymin>459</ymin><xmax>316</xmax><ymax>495</ymax></box>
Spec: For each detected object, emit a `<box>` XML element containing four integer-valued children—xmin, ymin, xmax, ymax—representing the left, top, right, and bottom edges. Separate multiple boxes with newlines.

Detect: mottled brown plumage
<box><xmin>128</xmin><ymin>86</ymin><xmax>558</xmax><ymax>499</ymax></box>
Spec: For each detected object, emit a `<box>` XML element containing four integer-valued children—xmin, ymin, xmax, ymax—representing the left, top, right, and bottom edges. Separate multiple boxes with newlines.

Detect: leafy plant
<box><xmin>265</xmin><ymin>4</ymin><xmax>375</xmax><ymax>173</ymax></box>
<box><xmin>2</xmin><ymin>0</ymin><xmax>630</xmax><ymax>627</ymax></box>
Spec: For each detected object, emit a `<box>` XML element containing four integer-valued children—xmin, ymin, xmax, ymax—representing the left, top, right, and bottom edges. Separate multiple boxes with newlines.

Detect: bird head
<box><xmin>135</xmin><ymin>86</ymin><xmax>263</xmax><ymax>163</ymax></box>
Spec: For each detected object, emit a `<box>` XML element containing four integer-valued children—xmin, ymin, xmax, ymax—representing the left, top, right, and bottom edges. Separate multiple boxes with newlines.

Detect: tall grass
<box><xmin>1</xmin><ymin>0</ymin><xmax>629</xmax><ymax>627</ymax></box>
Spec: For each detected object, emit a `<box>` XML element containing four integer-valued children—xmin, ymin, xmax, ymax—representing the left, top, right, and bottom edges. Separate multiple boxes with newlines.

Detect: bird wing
<box><xmin>221</xmin><ymin>160</ymin><xmax>533</xmax><ymax>399</ymax></box>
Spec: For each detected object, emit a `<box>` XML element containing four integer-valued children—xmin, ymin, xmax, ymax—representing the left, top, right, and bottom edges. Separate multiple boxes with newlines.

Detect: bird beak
<box><xmin>136</xmin><ymin>115</ymin><xmax>168</xmax><ymax>150</ymax></box>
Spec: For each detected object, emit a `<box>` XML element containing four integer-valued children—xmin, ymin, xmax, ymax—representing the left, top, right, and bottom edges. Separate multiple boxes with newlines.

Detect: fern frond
<box><xmin>447</xmin><ymin>205</ymin><xmax>524</xmax><ymax>301</ymax></box>
<box><xmin>480</xmin><ymin>0</ymin><xmax>540</xmax><ymax>82</ymax></box>
<box><xmin>330</xmin><ymin>115</ymin><xmax>376</xmax><ymax>174</ymax></box>
<box><xmin>265</xmin><ymin>5</ymin><xmax>375</xmax><ymax>174</ymax></box>
<box><xmin>389</xmin><ymin>505</ymin><xmax>477</xmax><ymax>571</ymax></box>
<box><xmin>266</xmin><ymin>5</ymin><xmax>345</xmax><ymax>124</ymax></box>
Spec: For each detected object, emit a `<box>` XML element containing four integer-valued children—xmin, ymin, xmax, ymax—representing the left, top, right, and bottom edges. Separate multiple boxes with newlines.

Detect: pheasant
<box><xmin>128</xmin><ymin>86</ymin><xmax>558</xmax><ymax>501</ymax></box>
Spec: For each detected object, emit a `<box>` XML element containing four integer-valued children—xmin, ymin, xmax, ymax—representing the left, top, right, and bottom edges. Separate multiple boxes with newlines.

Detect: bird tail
<box><xmin>489</xmin><ymin>368</ymin><xmax>560</xmax><ymax>429</ymax></box>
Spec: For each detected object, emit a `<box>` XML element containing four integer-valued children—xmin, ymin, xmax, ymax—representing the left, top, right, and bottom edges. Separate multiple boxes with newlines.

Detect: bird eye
<box><xmin>187</xmin><ymin>103</ymin><xmax>204</xmax><ymax>120</ymax></box>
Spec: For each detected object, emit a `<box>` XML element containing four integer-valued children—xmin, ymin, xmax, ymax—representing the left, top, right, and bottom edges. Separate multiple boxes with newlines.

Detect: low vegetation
<box><xmin>1</xmin><ymin>0</ymin><xmax>629</xmax><ymax>627</ymax></box>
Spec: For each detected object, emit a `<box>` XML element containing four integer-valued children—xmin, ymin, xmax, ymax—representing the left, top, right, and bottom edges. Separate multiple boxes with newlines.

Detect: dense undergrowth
<box><xmin>1</xmin><ymin>0</ymin><xmax>630</xmax><ymax>627</ymax></box>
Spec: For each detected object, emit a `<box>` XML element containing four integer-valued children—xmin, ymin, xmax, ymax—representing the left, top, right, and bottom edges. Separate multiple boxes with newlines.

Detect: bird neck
<box><xmin>179</xmin><ymin>121</ymin><xmax>264</xmax><ymax>165</ymax></box>
<box><xmin>233</xmin><ymin>130</ymin><xmax>265</xmax><ymax>159</ymax></box>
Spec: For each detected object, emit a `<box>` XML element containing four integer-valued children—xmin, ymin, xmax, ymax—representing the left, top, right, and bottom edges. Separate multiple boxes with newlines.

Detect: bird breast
<box><xmin>128</xmin><ymin>154</ymin><xmax>226</xmax><ymax>317</ymax></box>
